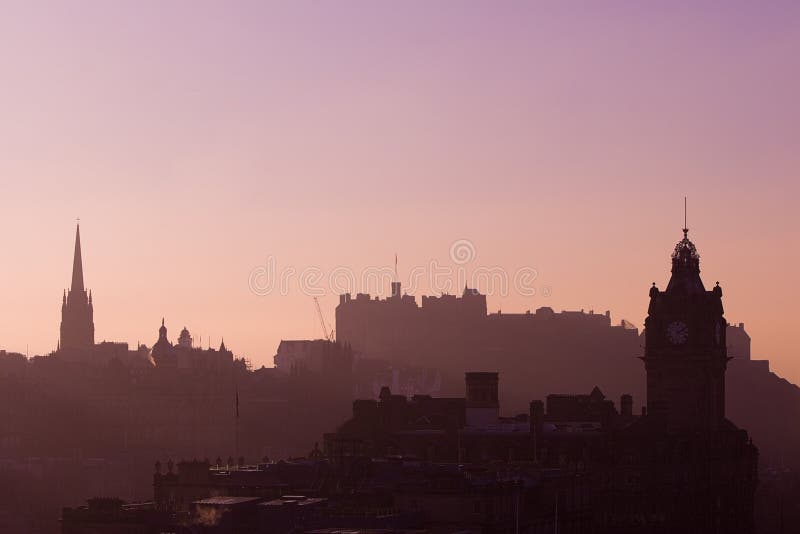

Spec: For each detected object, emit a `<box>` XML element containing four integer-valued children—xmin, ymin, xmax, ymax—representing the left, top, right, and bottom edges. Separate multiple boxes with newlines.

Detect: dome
<box><xmin>177</xmin><ymin>326</ymin><xmax>193</xmax><ymax>348</ymax></box>
<box><xmin>672</xmin><ymin>230</ymin><xmax>699</xmax><ymax>263</ymax></box>
<box><xmin>666</xmin><ymin>229</ymin><xmax>706</xmax><ymax>295</ymax></box>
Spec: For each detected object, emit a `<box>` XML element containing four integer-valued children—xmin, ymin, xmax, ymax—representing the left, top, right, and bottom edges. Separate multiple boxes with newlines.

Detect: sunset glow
<box><xmin>1</xmin><ymin>2</ymin><xmax>798</xmax><ymax>381</ymax></box>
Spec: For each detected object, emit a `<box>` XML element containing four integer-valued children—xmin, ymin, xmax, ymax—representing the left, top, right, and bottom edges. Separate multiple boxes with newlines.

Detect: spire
<box><xmin>683</xmin><ymin>195</ymin><xmax>688</xmax><ymax>238</ymax></box>
<box><xmin>71</xmin><ymin>223</ymin><xmax>84</xmax><ymax>292</ymax></box>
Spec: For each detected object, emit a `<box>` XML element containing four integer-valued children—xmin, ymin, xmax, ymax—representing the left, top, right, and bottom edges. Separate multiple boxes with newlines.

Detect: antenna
<box><xmin>394</xmin><ymin>253</ymin><xmax>398</xmax><ymax>282</ymax></box>
<box><xmin>683</xmin><ymin>196</ymin><xmax>688</xmax><ymax>237</ymax></box>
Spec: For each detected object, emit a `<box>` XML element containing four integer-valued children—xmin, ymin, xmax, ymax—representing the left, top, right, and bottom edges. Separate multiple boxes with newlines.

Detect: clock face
<box><xmin>667</xmin><ymin>321</ymin><xmax>688</xmax><ymax>345</ymax></box>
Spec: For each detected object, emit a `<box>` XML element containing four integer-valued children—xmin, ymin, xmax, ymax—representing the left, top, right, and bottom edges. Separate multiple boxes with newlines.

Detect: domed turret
<box><xmin>666</xmin><ymin>229</ymin><xmax>706</xmax><ymax>295</ymax></box>
<box><xmin>178</xmin><ymin>326</ymin><xmax>193</xmax><ymax>348</ymax></box>
<box><xmin>152</xmin><ymin>318</ymin><xmax>174</xmax><ymax>364</ymax></box>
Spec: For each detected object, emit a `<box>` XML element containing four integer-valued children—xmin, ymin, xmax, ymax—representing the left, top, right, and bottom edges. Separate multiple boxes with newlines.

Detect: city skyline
<box><xmin>2</xmin><ymin>4</ymin><xmax>799</xmax><ymax>531</ymax></box>
<box><xmin>1</xmin><ymin>215</ymin><xmax>794</xmax><ymax>379</ymax></box>
<box><xmin>1</xmin><ymin>2</ymin><xmax>798</xmax><ymax>382</ymax></box>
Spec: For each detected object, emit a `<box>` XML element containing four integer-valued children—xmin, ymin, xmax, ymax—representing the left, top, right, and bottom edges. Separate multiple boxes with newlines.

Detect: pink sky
<box><xmin>1</xmin><ymin>2</ymin><xmax>799</xmax><ymax>381</ymax></box>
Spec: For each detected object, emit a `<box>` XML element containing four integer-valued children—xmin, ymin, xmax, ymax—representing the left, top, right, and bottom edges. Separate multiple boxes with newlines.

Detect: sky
<box><xmin>1</xmin><ymin>1</ymin><xmax>799</xmax><ymax>382</ymax></box>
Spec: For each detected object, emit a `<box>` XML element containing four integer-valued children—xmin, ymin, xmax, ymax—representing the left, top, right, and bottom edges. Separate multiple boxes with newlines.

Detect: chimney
<box><xmin>621</xmin><ymin>394</ymin><xmax>633</xmax><ymax>417</ymax></box>
<box><xmin>465</xmin><ymin>372</ymin><xmax>499</xmax><ymax>427</ymax></box>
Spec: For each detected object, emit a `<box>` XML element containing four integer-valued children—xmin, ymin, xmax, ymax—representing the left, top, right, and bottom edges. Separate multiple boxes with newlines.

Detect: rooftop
<box><xmin>193</xmin><ymin>496</ymin><xmax>261</xmax><ymax>506</ymax></box>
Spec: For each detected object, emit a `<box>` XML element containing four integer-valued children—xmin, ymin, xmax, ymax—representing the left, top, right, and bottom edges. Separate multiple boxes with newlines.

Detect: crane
<box><xmin>313</xmin><ymin>297</ymin><xmax>334</xmax><ymax>342</ymax></box>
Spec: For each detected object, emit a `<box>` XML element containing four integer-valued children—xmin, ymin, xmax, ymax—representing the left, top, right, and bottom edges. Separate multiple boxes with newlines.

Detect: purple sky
<box><xmin>1</xmin><ymin>2</ymin><xmax>799</xmax><ymax>380</ymax></box>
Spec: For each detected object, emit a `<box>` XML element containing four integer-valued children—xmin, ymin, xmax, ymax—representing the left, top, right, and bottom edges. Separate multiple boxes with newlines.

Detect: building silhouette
<box><xmin>336</xmin><ymin>280</ymin><xmax>642</xmax><ymax>416</ymax></box>
<box><xmin>59</xmin><ymin>224</ymin><xmax>94</xmax><ymax>352</ymax></box>
<box><xmin>151</xmin><ymin>318</ymin><xmax>234</xmax><ymax>370</ymax></box>
<box><xmin>55</xmin><ymin>224</ymin><xmax>147</xmax><ymax>366</ymax></box>
<box><xmin>643</xmin><ymin>228</ymin><xmax>727</xmax><ymax>429</ymax></box>
<box><xmin>324</xmin><ymin>227</ymin><xmax>759</xmax><ymax>533</ymax></box>
<box><xmin>273</xmin><ymin>339</ymin><xmax>353</xmax><ymax>376</ymax></box>
<box><xmin>605</xmin><ymin>227</ymin><xmax>759</xmax><ymax>533</ymax></box>
<box><xmin>46</xmin><ymin>221</ymin><xmax>800</xmax><ymax>533</ymax></box>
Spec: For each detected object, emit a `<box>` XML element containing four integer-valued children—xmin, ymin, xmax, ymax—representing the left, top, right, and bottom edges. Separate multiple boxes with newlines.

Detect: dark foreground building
<box><xmin>609</xmin><ymin>228</ymin><xmax>759</xmax><ymax>532</ymax></box>
<box><xmin>325</xmin><ymin>228</ymin><xmax>760</xmax><ymax>533</ymax></box>
<box><xmin>60</xmin><ymin>228</ymin><xmax>758</xmax><ymax>533</ymax></box>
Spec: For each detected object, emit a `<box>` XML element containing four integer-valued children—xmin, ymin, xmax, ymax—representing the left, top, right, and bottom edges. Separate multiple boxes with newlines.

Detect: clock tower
<box><xmin>643</xmin><ymin>227</ymin><xmax>728</xmax><ymax>431</ymax></box>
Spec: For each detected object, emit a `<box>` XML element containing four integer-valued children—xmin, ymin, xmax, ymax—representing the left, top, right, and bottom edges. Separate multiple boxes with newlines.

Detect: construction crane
<box><xmin>313</xmin><ymin>297</ymin><xmax>334</xmax><ymax>342</ymax></box>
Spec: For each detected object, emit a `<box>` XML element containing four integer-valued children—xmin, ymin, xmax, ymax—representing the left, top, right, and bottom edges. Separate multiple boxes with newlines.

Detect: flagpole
<box><xmin>235</xmin><ymin>384</ymin><xmax>240</xmax><ymax>467</ymax></box>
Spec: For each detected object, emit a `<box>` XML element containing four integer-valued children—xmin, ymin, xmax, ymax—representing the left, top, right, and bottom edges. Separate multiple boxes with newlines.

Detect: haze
<box><xmin>1</xmin><ymin>1</ymin><xmax>798</xmax><ymax>381</ymax></box>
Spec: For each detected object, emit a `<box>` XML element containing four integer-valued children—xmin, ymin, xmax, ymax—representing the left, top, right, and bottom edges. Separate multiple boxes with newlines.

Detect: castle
<box><xmin>336</xmin><ymin>272</ymin><xmax>642</xmax><ymax>413</ymax></box>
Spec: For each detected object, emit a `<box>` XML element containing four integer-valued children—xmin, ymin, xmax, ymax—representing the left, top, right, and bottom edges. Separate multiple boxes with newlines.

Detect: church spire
<box><xmin>60</xmin><ymin>221</ymin><xmax>94</xmax><ymax>351</ymax></box>
<box><xmin>71</xmin><ymin>223</ymin><xmax>84</xmax><ymax>292</ymax></box>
